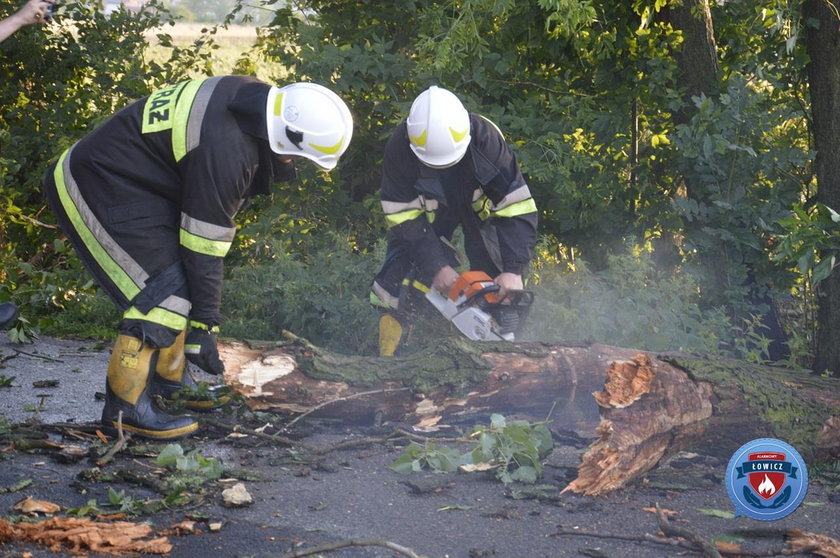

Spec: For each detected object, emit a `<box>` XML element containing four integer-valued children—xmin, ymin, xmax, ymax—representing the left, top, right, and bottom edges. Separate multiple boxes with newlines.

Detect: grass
<box><xmin>143</xmin><ymin>22</ymin><xmax>284</xmax><ymax>80</ymax></box>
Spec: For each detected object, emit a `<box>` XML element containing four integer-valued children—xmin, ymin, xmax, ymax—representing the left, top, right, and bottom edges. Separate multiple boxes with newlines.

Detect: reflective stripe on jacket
<box><xmin>379</xmin><ymin>113</ymin><xmax>538</xmax><ymax>278</ymax></box>
<box><xmin>44</xmin><ymin>76</ymin><xmax>294</xmax><ymax>331</ymax></box>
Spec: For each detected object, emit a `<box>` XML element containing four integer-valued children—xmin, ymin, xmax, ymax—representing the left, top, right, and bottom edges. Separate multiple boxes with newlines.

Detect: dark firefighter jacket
<box><xmin>373</xmin><ymin>113</ymin><xmax>538</xmax><ymax>305</ymax></box>
<box><xmin>43</xmin><ymin>75</ymin><xmax>294</xmax><ymax>343</ymax></box>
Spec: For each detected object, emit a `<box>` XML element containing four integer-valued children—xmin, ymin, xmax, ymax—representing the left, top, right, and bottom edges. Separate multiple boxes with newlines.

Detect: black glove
<box><xmin>185</xmin><ymin>321</ymin><xmax>224</xmax><ymax>375</ymax></box>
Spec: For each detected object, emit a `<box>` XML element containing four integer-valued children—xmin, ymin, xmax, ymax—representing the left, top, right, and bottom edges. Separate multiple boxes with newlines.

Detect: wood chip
<box><xmin>0</xmin><ymin>517</ymin><xmax>172</xmax><ymax>555</ymax></box>
<box><xmin>162</xmin><ymin>520</ymin><xmax>198</xmax><ymax>535</ymax></box>
<box><xmin>222</xmin><ymin>482</ymin><xmax>253</xmax><ymax>507</ymax></box>
<box><xmin>642</xmin><ymin>506</ymin><xmax>677</xmax><ymax>516</ymax></box>
<box><xmin>414</xmin><ymin>415</ymin><xmax>442</xmax><ymax>428</ymax></box>
<box><xmin>12</xmin><ymin>496</ymin><xmax>60</xmax><ymax>515</ymax></box>
<box><xmin>787</xmin><ymin>529</ymin><xmax>840</xmax><ymax>558</ymax></box>
<box><xmin>715</xmin><ymin>541</ymin><xmax>742</xmax><ymax>553</ymax></box>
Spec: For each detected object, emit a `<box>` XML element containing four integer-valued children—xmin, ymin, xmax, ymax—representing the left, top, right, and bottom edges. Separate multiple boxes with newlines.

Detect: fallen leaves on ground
<box><xmin>0</xmin><ymin>516</ymin><xmax>172</xmax><ymax>555</ymax></box>
<box><xmin>11</xmin><ymin>496</ymin><xmax>60</xmax><ymax>515</ymax></box>
<box><xmin>160</xmin><ymin>520</ymin><xmax>199</xmax><ymax>536</ymax></box>
<box><xmin>642</xmin><ymin>506</ymin><xmax>677</xmax><ymax>516</ymax></box>
<box><xmin>714</xmin><ymin>541</ymin><xmax>742</xmax><ymax>553</ymax></box>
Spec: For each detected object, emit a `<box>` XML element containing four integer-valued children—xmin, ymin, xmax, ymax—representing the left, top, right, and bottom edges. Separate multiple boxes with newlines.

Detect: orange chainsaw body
<box><xmin>447</xmin><ymin>271</ymin><xmax>503</xmax><ymax>304</ymax></box>
<box><xmin>426</xmin><ymin>270</ymin><xmax>534</xmax><ymax>341</ymax></box>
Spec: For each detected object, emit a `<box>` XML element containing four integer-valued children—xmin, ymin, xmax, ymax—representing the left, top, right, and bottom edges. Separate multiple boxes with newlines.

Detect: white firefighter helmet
<box><xmin>266</xmin><ymin>82</ymin><xmax>353</xmax><ymax>171</ymax></box>
<box><xmin>406</xmin><ymin>85</ymin><xmax>471</xmax><ymax>169</ymax></box>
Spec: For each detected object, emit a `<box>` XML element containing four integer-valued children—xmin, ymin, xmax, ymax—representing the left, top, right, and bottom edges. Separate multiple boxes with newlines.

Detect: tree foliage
<box><xmin>0</xmin><ymin>0</ymin><xmax>224</xmax><ymax>330</ymax></box>
<box><xmin>251</xmin><ymin>0</ymin><xmax>813</xmax><ymax>346</ymax></box>
<box><xmin>0</xmin><ymin>0</ymin><xmax>831</xmax><ymax>367</ymax></box>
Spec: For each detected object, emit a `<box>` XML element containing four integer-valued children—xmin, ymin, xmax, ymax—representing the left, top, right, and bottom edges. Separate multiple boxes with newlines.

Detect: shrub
<box><xmin>222</xmin><ymin>231</ymin><xmax>384</xmax><ymax>354</ymax></box>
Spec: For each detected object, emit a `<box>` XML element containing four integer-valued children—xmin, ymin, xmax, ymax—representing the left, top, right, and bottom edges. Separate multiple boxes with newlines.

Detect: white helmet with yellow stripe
<box><xmin>266</xmin><ymin>82</ymin><xmax>353</xmax><ymax>171</ymax></box>
<box><xmin>407</xmin><ymin>85</ymin><xmax>471</xmax><ymax>169</ymax></box>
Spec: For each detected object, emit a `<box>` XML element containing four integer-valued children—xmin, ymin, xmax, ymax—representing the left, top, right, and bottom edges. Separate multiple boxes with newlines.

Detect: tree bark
<box><xmin>804</xmin><ymin>0</ymin><xmax>840</xmax><ymax>377</ymax></box>
<box><xmin>566</xmin><ymin>352</ymin><xmax>840</xmax><ymax>495</ymax></box>
<box><xmin>219</xmin><ymin>337</ymin><xmax>840</xmax><ymax>495</ymax></box>
<box><xmin>220</xmin><ymin>337</ymin><xmax>621</xmax><ymax>434</ymax></box>
<box><xmin>656</xmin><ymin>0</ymin><xmax>791</xmax><ymax>361</ymax></box>
<box><xmin>656</xmin><ymin>0</ymin><xmax>721</xmax><ymax>126</ymax></box>
<box><xmin>655</xmin><ymin>0</ymin><xmax>733</xmax><ymax>307</ymax></box>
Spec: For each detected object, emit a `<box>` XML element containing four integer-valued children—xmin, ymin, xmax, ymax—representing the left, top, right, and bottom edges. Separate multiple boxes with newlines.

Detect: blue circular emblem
<box><xmin>725</xmin><ymin>438</ymin><xmax>808</xmax><ymax>520</ymax></box>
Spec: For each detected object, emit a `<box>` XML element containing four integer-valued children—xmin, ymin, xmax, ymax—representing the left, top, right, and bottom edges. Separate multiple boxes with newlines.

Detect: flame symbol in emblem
<box><xmin>757</xmin><ymin>474</ymin><xmax>777</xmax><ymax>497</ymax></box>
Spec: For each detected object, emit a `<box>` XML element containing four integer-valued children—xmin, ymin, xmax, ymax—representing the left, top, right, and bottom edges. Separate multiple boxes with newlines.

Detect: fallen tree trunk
<box><xmin>564</xmin><ymin>352</ymin><xmax>840</xmax><ymax>495</ymax></box>
<box><xmin>219</xmin><ymin>336</ymin><xmax>840</xmax><ymax>495</ymax></box>
<box><xmin>220</xmin><ymin>336</ymin><xmax>625</xmax><ymax>434</ymax></box>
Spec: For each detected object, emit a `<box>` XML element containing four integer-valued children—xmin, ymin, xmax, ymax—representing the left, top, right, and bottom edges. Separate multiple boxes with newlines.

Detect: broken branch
<box><xmin>95</xmin><ymin>411</ymin><xmax>130</xmax><ymax>467</ymax></box>
<box><xmin>655</xmin><ymin>503</ymin><xmax>721</xmax><ymax>558</ymax></box>
<box><xmin>280</xmin><ymin>538</ymin><xmax>424</xmax><ymax>558</ymax></box>
<box><xmin>11</xmin><ymin>348</ymin><xmax>62</xmax><ymax>362</ymax></box>
<box><xmin>285</xmin><ymin>387</ymin><xmax>411</xmax><ymax>429</ymax></box>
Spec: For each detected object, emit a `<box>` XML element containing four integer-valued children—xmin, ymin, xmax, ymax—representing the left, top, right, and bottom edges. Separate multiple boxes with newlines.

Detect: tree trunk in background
<box><xmin>657</xmin><ymin>1</ymin><xmax>790</xmax><ymax>360</ymax></box>
<box><xmin>656</xmin><ymin>0</ymin><xmax>721</xmax><ymax>125</ymax></box>
<box><xmin>655</xmin><ymin>1</ymin><xmax>729</xmax><ymax>298</ymax></box>
<box><xmin>804</xmin><ymin>0</ymin><xmax>840</xmax><ymax>378</ymax></box>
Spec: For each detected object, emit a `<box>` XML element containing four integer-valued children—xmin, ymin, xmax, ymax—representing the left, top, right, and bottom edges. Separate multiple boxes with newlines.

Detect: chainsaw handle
<box><xmin>459</xmin><ymin>285</ymin><xmax>535</xmax><ymax>309</ymax></box>
<box><xmin>458</xmin><ymin>284</ymin><xmax>501</xmax><ymax>309</ymax></box>
<box><xmin>479</xmin><ymin>288</ymin><xmax>535</xmax><ymax>307</ymax></box>
<box><xmin>505</xmin><ymin>289</ymin><xmax>535</xmax><ymax>307</ymax></box>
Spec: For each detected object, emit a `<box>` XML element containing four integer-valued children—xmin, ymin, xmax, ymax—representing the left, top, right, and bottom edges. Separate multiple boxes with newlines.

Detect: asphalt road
<box><xmin>1</xmin><ymin>332</ymin><xmax>838</xmax><ymax>558</ymax></box>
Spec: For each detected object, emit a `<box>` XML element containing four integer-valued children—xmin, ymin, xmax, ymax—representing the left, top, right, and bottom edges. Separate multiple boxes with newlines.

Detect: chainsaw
<box><xmin>425</xmin><ymin>271</ymin><xmax>534</xmax><ymax>341</ymax></box>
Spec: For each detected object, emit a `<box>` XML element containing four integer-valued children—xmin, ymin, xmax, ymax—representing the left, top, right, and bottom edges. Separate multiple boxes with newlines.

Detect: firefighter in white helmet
<box><xmin>371</xmin><ymin>85</ymin><xmax>538</xmax><ymax>356</ymax></box>
<box><xmin>43</xmin><ymin>76</ymin><xmax>353</xmax><ymax>439</ymax></box>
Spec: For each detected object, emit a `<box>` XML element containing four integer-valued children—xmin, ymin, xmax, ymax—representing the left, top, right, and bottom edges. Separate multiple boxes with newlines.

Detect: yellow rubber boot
<box><xmin>379</xmin><ymin>314</ymin><xmax>404</xmax><ymax>357</ymax></box>
<box><xmin>101</xmin><ymin>334</ymin><xmax>198</xmax><ymax>439</ymax></box>
<box><xmin>151</xmin><ymin>329</ymin><xmax>230</xmax><ymax>411</ymax></box>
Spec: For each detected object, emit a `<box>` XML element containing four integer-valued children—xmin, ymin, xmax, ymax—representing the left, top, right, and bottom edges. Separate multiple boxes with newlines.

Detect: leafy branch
<box><xmin>389</xmin><ymin>414</ymin><xmax>554</xmax><ymax>484</ymax></box>
<box><xmin>773</xmin><ymin>203</ymin><xmax>840</xmax><ymax>285</ymax></box>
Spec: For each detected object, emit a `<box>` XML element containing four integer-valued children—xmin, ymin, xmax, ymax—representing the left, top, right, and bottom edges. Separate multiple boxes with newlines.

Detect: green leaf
<box><xmin>164</xmin><ymin>489</ymin><xmax>187</xmax><ymax>506</ymax></box>
<box><xmin>388</xmin><ymin>453</ymin><xmax>419</xmax><ymax>474</ymax></box>
<box><xmin>696</xmin><ymin>507</ymin><xmax>735</xmax><ymax>519</ymax></box>
<box><xmin>67</xmin><ymin>498</ymin><xmax>102</xmax><ymax>518</ymax></box>
<box><xmin>490</xmin><ymin>414</ymin><xmax>506</xmax><ymax>428</ymax></box>
<box><xmin>470</xmin><ymin>446</ymin><xmax>490</xmax><ymax>464</ymax></box>
<box><xmin>107</xmin><ymin>487</ymin><xmax>124</xmax><ymax>506</ymax></box>
<box><xmin>797</xmin><ymin>251</ymin><xmax>814</xmax><ymax>275</ymax></box>
<box><xmin>533</xmin><ymin>425</ymin><xmax>554</xmax><ymax>457</ymax></box>
<box><xmin>155</xmin><ymin>443</ymin><xmax>185</xmax><ymax>466</ymax></box>
<box><xmin>196</xmin><ymin>453</ymin><xmax>224</xmax><ymax>479</ymax></box>
<box><xmin>813</xmin><ymin>256</ymin><xmax>836</xmax><ymax>285</ymax></box>
<box><xmin>176</xmin><ymin>455</ymin><xmax>198</xmax><ymax>472</ymax></box>
<box><xmin>426</xmin><ymin>456</ymin><xmax>457</xmax><ymax>473</ymax></box>
<box><xmin>479</xmin><ymin>432</ymin><xmax>496</xmax><ymax>456</ymax></box>
<box><xmin>503</xmin><ymin>424</ymin><xmax>532</xmax><ymax>445</ymax></box>
<box><xmin>509</xmin><ymin>466</ymin><xmax>538</xmax><ymax>484</ymax></box>
<box><xmin>703</xmin><ymin>135</ymin><xmax>713</xmax><ymax>158</ymax></box>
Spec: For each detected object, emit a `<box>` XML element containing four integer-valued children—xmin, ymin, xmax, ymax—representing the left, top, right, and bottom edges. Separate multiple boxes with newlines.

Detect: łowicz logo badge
<box><xmin>725</xmin><ymin>438</ymin><xmax>808</xmax><ymax>520</ymax></box>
